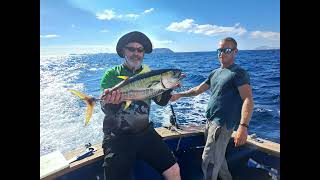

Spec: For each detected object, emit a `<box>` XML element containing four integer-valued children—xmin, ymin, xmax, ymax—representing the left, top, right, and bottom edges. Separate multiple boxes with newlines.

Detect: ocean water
<box><xmin>40</xmin><ymin>50</ymin><xmax>280</xmax><ymax>156</ymax></box>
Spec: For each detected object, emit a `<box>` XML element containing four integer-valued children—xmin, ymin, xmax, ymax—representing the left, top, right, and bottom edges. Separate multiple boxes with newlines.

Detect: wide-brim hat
<box><xmin>116</xmin><ymin>31</ymin><xmax>152</xmax><ymax>58</ymax></box>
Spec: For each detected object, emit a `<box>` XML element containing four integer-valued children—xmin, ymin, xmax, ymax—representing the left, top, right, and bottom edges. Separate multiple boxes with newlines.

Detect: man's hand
<box><xmin>234</xmin><ymin>125</ymin><xmax>248</xmax><ymax>147</ymax></box>
<box><xmin>101</xmin><ymin>89</ymin><xmax>122</xmax><ymax>104</ymax></box>
<box><xmin>170</xmin><ymin>94</ymin><xmax>182</xmax><ymax>102</ymax></box>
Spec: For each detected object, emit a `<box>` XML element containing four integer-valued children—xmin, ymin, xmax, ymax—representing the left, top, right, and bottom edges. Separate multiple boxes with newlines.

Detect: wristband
<box><xmin>240</xmin><ymin>123</ymin><xmax>249</xmax><ymax>128</ymax></box>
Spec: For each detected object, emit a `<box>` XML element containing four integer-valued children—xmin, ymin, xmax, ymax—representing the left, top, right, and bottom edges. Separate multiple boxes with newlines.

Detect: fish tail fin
<box><xmin>85</xmin><ymin>101</ymin><xmax>95</xmax><ymax>126</ymax></box>
<box><xmin>68</xmin><ymin>89</ymin><xmax>92</xmax><ymax>101</ymax></box>
<box><xmin>68</xmin><ymin>89</ymin><xmax>96</xmax><ymax>126</ymax></box>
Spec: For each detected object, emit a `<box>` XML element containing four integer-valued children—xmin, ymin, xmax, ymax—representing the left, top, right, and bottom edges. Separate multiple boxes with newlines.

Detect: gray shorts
<box><xmin>202</xmin><ymin>120</ymin><xmax>234</xmax><ymax>180</ymax></box>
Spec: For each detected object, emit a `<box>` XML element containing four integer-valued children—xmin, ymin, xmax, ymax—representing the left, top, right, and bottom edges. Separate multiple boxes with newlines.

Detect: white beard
<box><xmin>125</xmin><ymin>57</ymin><xmax>142</xmax><ymax>70</ymax></box>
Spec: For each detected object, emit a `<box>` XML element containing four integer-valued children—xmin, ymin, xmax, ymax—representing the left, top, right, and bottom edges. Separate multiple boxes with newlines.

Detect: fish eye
<box><xmin>173</xmin><ymin>71</ymin><xmax>178</xmax><ymax>76</ymax></box>
<box><xmin>176</xmin><ymin>71</ymin><xmax>181</xmax><ymax>76</ymax></box>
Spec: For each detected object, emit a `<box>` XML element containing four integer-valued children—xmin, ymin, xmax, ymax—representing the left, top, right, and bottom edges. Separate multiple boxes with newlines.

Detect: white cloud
<box><xmin>125</xmin><ymin>14</ymin><xmax>140</xmax><ymax>19</ymax></box>
<box><xmin>166</xmin><ymin>19</ymin><xmax>195</xmax><ymax>32</ymax></box>
<box><xmin>142</xmin><ymin>8</ymin><xmax>154</xmax><ymax>14</ymax></box>
<box><xmin>40</xmin><ymin>34</ymin><xmax>60</xmax><ymax>38</ymax></box>
<box><xmin>249</xmin><ymin>31</ymin><xmax>280</xmax><ymax>40</ymax></box>
<box><xmin>71</xmin><ymin>24</ymin><xmax>76</xmax><ymax>28</ymax></box>
<box><xmin>96</xmin><ymin>9</ymin><xmax>117</xmax><ymax>20</ymax></box>
<box><xmin>166</xmin><ymin>19</ymin><xmax>247</xmax><ymax>36</ymax></box>
<box><xmin>96</xmin><ymin>8</ymin><xmax>154</xmax><ymax>21</ymax></box>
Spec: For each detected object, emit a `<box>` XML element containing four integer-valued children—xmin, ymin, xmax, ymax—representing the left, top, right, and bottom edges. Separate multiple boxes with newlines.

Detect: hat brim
<box><xmin>116</xmin><ymin>31</ymin><xmax>152</xmax><ymax>58</ymax></box>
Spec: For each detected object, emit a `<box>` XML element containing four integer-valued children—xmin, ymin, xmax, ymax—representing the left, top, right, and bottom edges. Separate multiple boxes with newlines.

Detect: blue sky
<box><xmin>40</xmin><ymin>0</ymin><xmax>280</xmax><ymax>55</ymax></box>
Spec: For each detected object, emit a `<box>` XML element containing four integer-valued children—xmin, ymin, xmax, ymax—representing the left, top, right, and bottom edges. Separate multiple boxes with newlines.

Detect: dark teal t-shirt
<box><xmin>205</xmin><ymin>63</ymin><xmax>250</xmax><ymax>130</ymax></box>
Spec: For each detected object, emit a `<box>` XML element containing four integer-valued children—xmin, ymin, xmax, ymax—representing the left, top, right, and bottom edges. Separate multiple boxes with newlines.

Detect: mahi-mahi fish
<box><xmin>68</xmin><ymin>68</ymin><xmax>185</xmax><ymax>126</ymax></box>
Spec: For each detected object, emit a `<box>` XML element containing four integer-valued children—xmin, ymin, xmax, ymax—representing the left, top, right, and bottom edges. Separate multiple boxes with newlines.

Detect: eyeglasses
<box><xmin>124</xmin><ymin>46</ymin><xmax>145</xmax><ymax>53</ymax></box>
<box><xmin>217</xmin><ymin>48</ymin><xmax>235</xmax><ymax>55</ymax></box>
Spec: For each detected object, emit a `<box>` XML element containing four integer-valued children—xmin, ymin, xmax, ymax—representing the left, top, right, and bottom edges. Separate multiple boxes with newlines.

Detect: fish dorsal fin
<box><xmin>117</xmin><ymin>65</ymin><xmax>151</xmax><ymax>80</ymax></box>
<box><xmin>117</xmin><ymin>76</ymin><xmax>129</xmax><ymax>80</ymax></box>
<box><xmin>139</xmin><ymin>64</ymin><xmax>151</xmax><ymax>74</ymax></box>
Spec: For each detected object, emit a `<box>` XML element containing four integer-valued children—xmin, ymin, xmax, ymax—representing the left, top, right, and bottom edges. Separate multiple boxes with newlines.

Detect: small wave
<box><xmin>89</xmin><ymin>68</ymin><xmax>97</xmax><ymax>71</ymax></box>
<box><xmin>186</xmin><ymin>74</ymin><xmax>207</xmax><ymax>84</ymax></box>
<box><xmin>255</xmin><ymin>107</ymin><xmax>273</xmax><ymax>113</ymax></box>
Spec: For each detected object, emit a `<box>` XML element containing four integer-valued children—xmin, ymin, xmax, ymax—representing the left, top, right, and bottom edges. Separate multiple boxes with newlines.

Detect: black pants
<box><xmin>102</xmin><ymin>123</ymin><xmax>176</xmax><ymax>180</ymax></box>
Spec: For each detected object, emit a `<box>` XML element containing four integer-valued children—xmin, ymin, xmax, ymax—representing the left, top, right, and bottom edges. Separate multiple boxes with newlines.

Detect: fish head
<box><xmin>161</xmin><ymin>69</ymin><xmax>185</xmax><ymax>89</ymax></box>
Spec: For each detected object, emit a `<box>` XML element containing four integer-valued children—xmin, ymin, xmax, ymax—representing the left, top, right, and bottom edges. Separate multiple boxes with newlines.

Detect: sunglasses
<box><xmin>124</xmin><ymin>46</ymin><xmax>145</xmax><ymax>53</ymax></box>
<box><xmin>217</xmin><ymin>48</ymin><xmax>235</xmax><ymax>55</ymax></box>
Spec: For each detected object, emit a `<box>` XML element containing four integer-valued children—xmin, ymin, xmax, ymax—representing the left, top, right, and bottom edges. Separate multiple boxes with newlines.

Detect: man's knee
<box><xmin>162</xmin><ymin>163</ymin><xmax>180</xmax><ymax>177</ymax></box>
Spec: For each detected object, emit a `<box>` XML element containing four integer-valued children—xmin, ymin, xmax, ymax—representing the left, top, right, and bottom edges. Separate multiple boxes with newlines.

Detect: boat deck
<box><xmin>41</xmin><ymin>125</ymin><xmax>280</xmax><ymax>180</ymax></box>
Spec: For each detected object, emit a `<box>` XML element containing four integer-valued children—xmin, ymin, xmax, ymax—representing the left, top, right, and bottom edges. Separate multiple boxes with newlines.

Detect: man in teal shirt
<box><xmin>100</xmin><ymin>31</ymin><xmax>181</xmax><ymax>180</ymax></box>
<box><xmin>170</xmin><ymin>37</ymin><xmax>254</xmax><ymax>180</ymax></box>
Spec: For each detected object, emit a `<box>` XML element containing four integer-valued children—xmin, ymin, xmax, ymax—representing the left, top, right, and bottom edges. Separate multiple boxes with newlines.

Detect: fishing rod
<box><xmin>169</xmin><ymin>103</ymin><xmax>183</xmax><ymax>152</ymax></box>
<box><xmin>169</xmin><ymin>104</ymin><xmax>179</xmax><ymax>129</ymax></box>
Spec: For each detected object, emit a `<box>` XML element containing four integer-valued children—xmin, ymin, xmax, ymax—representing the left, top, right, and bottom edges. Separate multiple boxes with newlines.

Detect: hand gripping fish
<box><xmin>68</xmin><ymin>68</ymin><xmax>185</xmax><ymax>126</ymax></box>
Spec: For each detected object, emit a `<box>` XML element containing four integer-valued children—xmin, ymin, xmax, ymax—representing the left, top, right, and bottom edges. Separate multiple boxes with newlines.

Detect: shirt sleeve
<box><xmin>204</xmin><ymin>70</ymin><xmax>215</xmax><ymax>85</ymax></box>
<box><xmin>100</xmin><ymin>69</ymin><xmax>118</xmax><ymax>92</ymax></box>
<box><xmin>233</xmin><ymin>68</ymin><xmax>250</xmax><ymax>87</ymax></box>
<box><xmin>100</xmin><ymin>68</ymin><xmax>122</xmax><ymax>114</ymax></box>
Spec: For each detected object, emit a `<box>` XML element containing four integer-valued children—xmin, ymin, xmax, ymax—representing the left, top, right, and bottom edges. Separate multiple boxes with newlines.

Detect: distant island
<box><xmin>254</xmin><ymin>46</ymin><xmax>279</xmax><ymax>50</ymax></box>
<box><xmin>153</xmin><ymin>48</ymin><xmax>174</xmax><ymax>53</ymax></box>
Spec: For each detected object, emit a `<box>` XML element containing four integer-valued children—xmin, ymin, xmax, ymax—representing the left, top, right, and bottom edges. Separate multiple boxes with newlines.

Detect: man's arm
<box><xmin>234</xmin><ymin>84</ymin><xmax>254</xmax><ymax>146</ymax></box>
<box><xmin>170</xmin><ymin>82</ymin><xmax>209</xmax><ymax>102</ymax></box>
<box><xmin>238</xmin><ymin>84</ymin><xmax>254</xmax><ymax>126</ymax></box>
